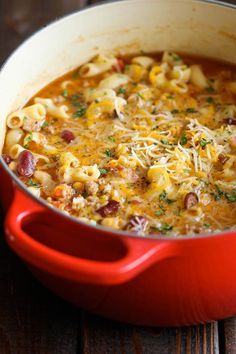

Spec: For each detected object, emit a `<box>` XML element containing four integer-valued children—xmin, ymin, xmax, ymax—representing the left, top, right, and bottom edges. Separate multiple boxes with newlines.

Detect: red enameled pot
<box><xmin>1</xmin><ymin>0</ymin><xmax>236</xmax><ymax>326</ymax></box>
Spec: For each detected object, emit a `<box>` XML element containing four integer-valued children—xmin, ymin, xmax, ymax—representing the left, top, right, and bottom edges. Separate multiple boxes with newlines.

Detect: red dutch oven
<box><xmin>1</xmin><ymin>0</ymin><xmax>236</xmax><ymax>326</ymax></box>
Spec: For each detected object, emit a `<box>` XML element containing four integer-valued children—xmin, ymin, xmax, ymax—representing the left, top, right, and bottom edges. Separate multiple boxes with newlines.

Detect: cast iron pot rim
<box><xmin>1</xmin><ymin>0</ymin><xmax>236</xmax><ymax>241</ymax></box>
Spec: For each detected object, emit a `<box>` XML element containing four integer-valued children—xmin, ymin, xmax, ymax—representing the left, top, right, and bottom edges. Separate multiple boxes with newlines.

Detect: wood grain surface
<box><xmin>0</xmin><ymin>0</ymin><xmax>236</xmax><ymax>353</ymax></box>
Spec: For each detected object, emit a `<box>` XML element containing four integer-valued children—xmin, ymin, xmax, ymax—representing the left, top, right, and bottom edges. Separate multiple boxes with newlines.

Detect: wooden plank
<box><xmin>0</xmin><ymin>0</ymin><xmax>87</xmax><ymax>63</ymax></box>
<box><xmin>220</xmin><ymin>318</ymin><xmax>236</xmax><ymax>354</ymax></box>
<box><xmin>0</xmin><ymin>215</ymin><xmax>80</xmax><ymax>354</ymax></box>
<box><xmin>81</xmin><ymin>312</ymin><xmax>219</xmax><ymax>354</ymax></box>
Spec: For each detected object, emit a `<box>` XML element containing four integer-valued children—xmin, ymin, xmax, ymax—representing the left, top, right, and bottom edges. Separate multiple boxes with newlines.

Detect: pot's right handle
<box><xmin>5</xmin><ymin>188</ymin><xmax>179</xmax><ymax>286</ymax></box>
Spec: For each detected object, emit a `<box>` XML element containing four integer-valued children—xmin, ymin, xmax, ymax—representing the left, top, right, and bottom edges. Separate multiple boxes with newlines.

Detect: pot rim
<box><xmin>1</xmin><ymin>0</ymin><xmax>236</xmax><ymax>241</ymax></box>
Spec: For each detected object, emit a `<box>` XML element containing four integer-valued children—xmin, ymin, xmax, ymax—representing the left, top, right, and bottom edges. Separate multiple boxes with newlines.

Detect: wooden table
<box><xmin>0</xmin><ymin>0</ymin><xmax>236</xmax><ymax>352</ymax></box>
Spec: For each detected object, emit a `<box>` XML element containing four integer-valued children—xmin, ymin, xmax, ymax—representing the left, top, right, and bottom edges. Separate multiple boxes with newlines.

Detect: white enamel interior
<box><xmin>0</xmin><ymin>0</ymin><xmax>236</xmax><ymax>153</ymax></box>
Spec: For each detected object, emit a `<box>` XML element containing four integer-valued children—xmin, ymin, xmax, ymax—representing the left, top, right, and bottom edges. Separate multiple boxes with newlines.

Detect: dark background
<box><xmin>0</xmin><ymin>0</ymin><xmax>236</xmax><ymax>353</ymax></box>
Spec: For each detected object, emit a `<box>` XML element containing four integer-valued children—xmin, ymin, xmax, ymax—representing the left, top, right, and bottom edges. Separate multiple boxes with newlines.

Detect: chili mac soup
<box><xmin>3</xmin><ymin>52</ymin><xmax>236</xmax><ymax>236</ymax></box>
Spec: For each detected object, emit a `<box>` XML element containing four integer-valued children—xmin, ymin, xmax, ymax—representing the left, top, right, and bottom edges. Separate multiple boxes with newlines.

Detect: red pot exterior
<box><xmin>2</xmin><ymin>174</ymin><xmax>236</xmax><ymax>326</ymax></box>
<box><xmin>24</xmin><ymin>233</ymin><xmax>236</xmax><ymax>326</ymax></box>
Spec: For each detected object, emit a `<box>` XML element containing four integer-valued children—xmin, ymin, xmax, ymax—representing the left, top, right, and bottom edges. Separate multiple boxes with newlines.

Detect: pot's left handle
<box><xmin>5</xmin><ymin>188</ymin><xmax>179</xmax><ymax>285</ymax></box>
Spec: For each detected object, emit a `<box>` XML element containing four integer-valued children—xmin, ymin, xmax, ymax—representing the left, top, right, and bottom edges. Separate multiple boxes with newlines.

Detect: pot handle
<box><xmin>5</xmin><ymin>188</ymin><xmax>178</xmax><ymax>285</ymax></box>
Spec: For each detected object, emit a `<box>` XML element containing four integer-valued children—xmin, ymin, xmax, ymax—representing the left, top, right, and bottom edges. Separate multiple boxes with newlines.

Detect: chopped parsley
<box><xmin>206</xmin><ymin>86</ymin><xmax>215</xmax><ymax>93</ymax></box>
<box><xmin>171</xmin><ymin>109</ymin><xmax>179</xmax><ymax>114</ymax></box>
<box><xmin>206</xmin><ymin>96</ymin><xmax>214</xmax><ymax>104</ymax></box>
<box><xmin>204</xmin><ymin>222</ymin><xmax>211</xmax><ymax>228</ymax></box>
<box><xmin>104</xmin><ymin>149</ymin><xmax>113</xmax><ymax>157</ymax></box>
<box><xmin>167</xmin><ymin>94</ymin><xmax>174</xmax><ymax>99</ymax></box>
<box><xmin>137</xmin><ymin>92</ymin><xmax>145</xmax><ymax>99</ymax></box>
<box><xmin>214</xmin><ymin>185</ymin><xmax>224</xmax><ymax>201</ymax></box>
<box><xmin>27</xmin><ymin>179</ymin><xmax>40</xmax><ymax>188</ymax></box>
<box><xmin>159</xmin><ymin>191</ymin><xmax>176</xmax><ymax>204</ymax></box>
<box><xmin>82</xmin><ymin>191</ymin><xmax>88</xmax><ymax>199</ymax></box>
<box><xmin>73</xmin><ymin>104</ymin><xmax>86</xmax><ymax>118</ymax></box>
<box><xmin>155</xmin><ymin>205</ymin><xmax>165</xmax><ymax>216</ymax></box>
<box><xmin>24</xmin><ymin>132</ymin><xmax>33</xmax><ymax>148</ymax></box>
<box><xmin>225</xmin><ymin>193</ymin><xmax>236</xmax><ymax>203</ymax></box>
<box><xmin>42</xmin><ymin>120</ymin><xmax>49</xmax><ymax>128</ymax></box>
<box><xmin>61</xmin><ymin>89</ymin><xmax>69</xmax><ymax>98</ymax></box>
<box><xmin>99</xmin><ymin>168</ymin><xmax>108</xmax><ymax>175</ymax></box>
<box><xmin>160</xmin><ymin>139</ymin><xmax>171</xmax><ymax>145</ymax></box>
<box><xmin>214</xmin><ymin>185</ymin><xmax>236</xmax><ymax>203</ymax></box>
<box><xmin>71</xmin><ymin>94</ymin><xmax>83</xmax><ymax>107</ymax></box>
<box><xmin>118</xmin><ymin>87</ymin><xmax>126</xmax><ymax>94</ymax></box>
<box><xmin>171</xmin><ymin>53</ymin><xmax>181</xmax><ymax>62</ymax></box>
<box><xmin>108</xmin><ymin>135</ymin><xmax>115</xmax><ymax>142</ymax></box>
<box><xmin>151</xmin><ymin>223</ymin><xmax>173</xmax><ymax>233</ymax></box>
<box><xmin>200</xmin><ymin>138</ymin><xmax>210</xmax><ymax>147</ymax></box>
<box><xmin>180</xmin><ymin>132</ymin><xmax>187</xmax><ymax>146</ymax></box>
<box><xmin>186</xmin><ymin>108</ymin><xmax>197</xmax><ymax>114</ymax></box>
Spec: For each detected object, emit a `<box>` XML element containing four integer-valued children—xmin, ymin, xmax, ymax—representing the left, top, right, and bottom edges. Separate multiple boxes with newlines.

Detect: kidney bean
<box><xmin>224</xmin><ymin>118</ymin><xmax>236</xmax><ymax>125</ymax></box>
<box><xmin>2</xmin><ymin>154</ymin><xmax>12</xmax><ymax>165</ymax></box>
<box><xmin>126</xmin><ymin>215</ymin><xmax>148</xmax><ymax>231</ymax></box>
<box><xmin>112</xmin><ymin>58</ymin><xmax>125</xmax><ymax>72</ymax></box>
<box><xmin>184</xmin><ymin>192</ymin><xmax>199</xmax><ymax>209</ymax></box>
<box><xmin>61</xmin><ymin>130</ymin><xmax>75</xmax><ymax>143</ymax></box>
<box><xmin>218</xmin><ymin>153</ymin><xmax>228</xmax><ymax>165</ymax></box>
<box><xmin>17</xmin><ymin>150</ymin><xmax>35</xmax><ymax>177</ymax></box>
<box><xmin>96</xmin><ymin>200</ymin><xmax>120</xmax><ymax>217</ymax></box>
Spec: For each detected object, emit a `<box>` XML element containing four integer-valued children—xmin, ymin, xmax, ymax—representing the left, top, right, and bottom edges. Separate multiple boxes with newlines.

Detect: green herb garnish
<box><xmin>61</xmin><ymin>89</ymin><xmax>69</xmax><ymax>98</ymax></box>
<box><xmin>99</xmin><ymin>168</ymin><xmax>108</xmax><ymax>175</ymax></box>
<box><xmin>204</xmin><ymin>222</ymin><xmax>211</xmax><ymax>228</ymax></box>
<box><xmin>24</xmin><ymin>132</ymin><xmax>33</xmax><ymax>148</ymax></box>
<box><xmin>206</xmin><ymin>86</ymin><xmax>215</xmax><ymax>93</ymax></box>
<box><xmin>171</xmin><ymin>109</ymin><xmax>179</xmax><ymax>114</ymax></box>
<box><xmin>155</xmin><ymin>206</ymin><xmax>165</xmax><ymax>216</ymax></box>
<box><xmin>186</xmin><ymin>108</ymin><xmax>197</xmax><ymax>114</ymax></box>
<box><xmin>82</xmin><ymin>191</ymin><xmax>88</xmax><ymax>199</ymax></box>
<box><xmin>104</xmin><ymin>149</ymin><xmax>113</xmax><ymax>157</ymax></box>
<box><xmin>225</xmin><ymin>193</ymin><xmax>236</xmax><ymax>202</ymax></box>
<box><xmin>151</xmin><ymin>223</ymin><xmax>173</xmax><ymax>233</ymax></box>
<box><xmin>137</xmin><ymin>92</ymin><xmax>145</xmax><ymax>99</ymax></box>
<box><xmin>160</xmin><ymin>139</ymin><xmax>170</xmax><ymax>145</ymax></box>
<box><xmin>108</xmin><ymin>136</ymin><xmax>115</xmax><ymax>142</ymax></box>
<box><xmin>71</xmin><ymin>93</ymin><xmax>83</xmax><ymax>107</ymax></box>
<box><xmin>159</xmin><ymin>191</ymin><xmax>176</xmax><ymax>204</ymax></box>
<box><xmin>200</xmin><ymin>138</ymin><xmax>210</xmax><ymax>147</ymax></box>
<box><xmin>27</xmin><ymin>179</ymin><xmax>40</xmax><ymax>188</ymax></box>
<box><xmin>214</xmin><ymin>185</ymin><xmax>236</xmax><ymax>203</ymax></box>
<box><xmin>180</xmin><ymin>132</ymin><xmax>187</xmax><ymax>146</ymax></box>
<box><xmin>42</xmin><ymin>120</ymin><xmax>49</xmax><ymax>128</ymax></box>
<box><xmin>159</xmin><ymin>191</ymin><xmax>167</xmax><ymax>201</ymax></box>
<box><xmin>206</xmin><ymin>96</ymin><xmax>214</xmax><ymax>104</ymax></box>
<box><xmin>73</xmin><ymin>104</ymin><xmax>86</xmax><ymax>118</ymax></box>
<box><xmin>118</xmin><ymin>87</ymin><xmax>126</xmax><ymax>94</ymax></box>
<box><xmin>171</xmin><ymin>53</ymin><xmax>181</xmax><ymax>62</ymax></box>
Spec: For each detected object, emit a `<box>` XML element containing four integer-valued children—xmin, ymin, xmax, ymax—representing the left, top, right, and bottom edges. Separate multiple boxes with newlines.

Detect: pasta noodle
<box><xmin>34</xmin><ymin>98</ymin><xmax>69</xmax><ymax>119</ymax></box>
<box><xmin>5</xmin><ymin>128</ymin><xmax>24</xmax><ymax>148</ymax></box>
<box><xmin>7</xmin><ymin>103</ymin><xmax>46</xmax><ymax>129</ymax></box>
<box><xmin>79</xmin><ymin>54</ymin><xmax>117</xmax><ymax>77</ymax></box>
